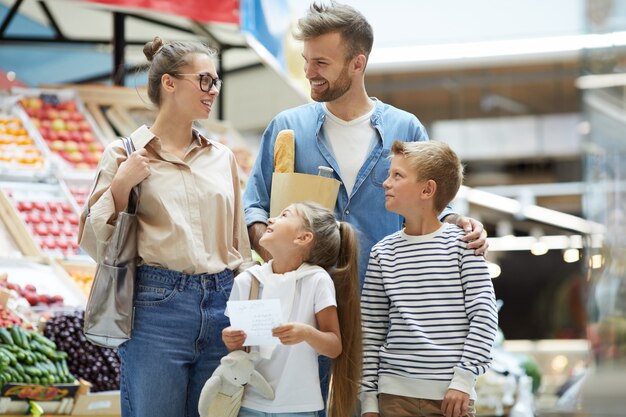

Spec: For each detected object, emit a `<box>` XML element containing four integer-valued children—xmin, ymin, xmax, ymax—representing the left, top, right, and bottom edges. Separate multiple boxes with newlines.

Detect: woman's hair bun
<box><xmin>143</xmin><ymin>36</ymin><xmax>164</xmax><ymax>62</ymax></box>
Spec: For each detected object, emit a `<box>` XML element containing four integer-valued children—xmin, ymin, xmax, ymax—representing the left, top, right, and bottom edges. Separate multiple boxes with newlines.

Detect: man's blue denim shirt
<box><xmin>243</xmin><ymin>99</ymin><xmax>454</xmax><ymax>286</ymax></box>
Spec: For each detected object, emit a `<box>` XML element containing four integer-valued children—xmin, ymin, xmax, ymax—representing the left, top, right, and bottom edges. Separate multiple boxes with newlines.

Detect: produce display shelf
<box><xmin>10</xmin><ymin>88</ymin><xmax>108</xmax><ymax>179</ymax></box>
<box><xmin>0</xmin><ymin>97</ymin><xmax>52</xmax><ymax>182</ymax></box>
<box><xmin>0</xmin><ymin>181</ymin><xmax>83</xmax><ymax>259</ymax></box>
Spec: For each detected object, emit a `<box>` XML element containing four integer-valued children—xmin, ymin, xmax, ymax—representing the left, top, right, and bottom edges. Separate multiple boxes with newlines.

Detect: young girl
<box><xmin>222</xmin><ymin>201</ymin><xmax>361</xmax><ymax>417</ymax></box>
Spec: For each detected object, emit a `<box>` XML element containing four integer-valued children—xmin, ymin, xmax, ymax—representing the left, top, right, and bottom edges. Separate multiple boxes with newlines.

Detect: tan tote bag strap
<box><xmin>243</xmin><ymin>275</ymin><xmax>261</xmax><ymax>354</ymax></box>
<box><xmin>248</xmin><ymin>276</ymin><xmax>260</xmax><ymax>301</ymax></box>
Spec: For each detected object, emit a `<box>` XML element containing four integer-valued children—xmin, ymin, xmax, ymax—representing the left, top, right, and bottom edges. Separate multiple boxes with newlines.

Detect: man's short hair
<box><xmin>294</xmin><ymin>1</ymin><xmax>374</xmax><ymax>63</ymax></box>
<box><xmin>391</xmin><ymin>140</ymin><xmax>464</xmax><ymax>213</ymax></box>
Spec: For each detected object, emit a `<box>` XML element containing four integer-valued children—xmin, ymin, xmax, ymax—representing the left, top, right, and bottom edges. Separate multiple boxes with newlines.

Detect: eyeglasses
<box><xmin>173</xmin><ymin>73</ymin><xmax>222</xmax><ymax>92</ymax></box>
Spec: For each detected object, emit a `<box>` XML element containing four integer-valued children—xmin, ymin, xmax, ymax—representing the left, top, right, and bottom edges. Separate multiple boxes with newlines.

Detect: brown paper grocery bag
<box><xmin>270</xmin><ymin>173</ymin><xmax>341</xmax><ymax>217</ymax></box>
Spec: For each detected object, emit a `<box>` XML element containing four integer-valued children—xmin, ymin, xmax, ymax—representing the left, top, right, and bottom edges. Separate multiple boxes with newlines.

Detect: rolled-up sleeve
<box><xmin>230</xmin><ymin>152</ymin><xmax>254</xmax><ymax>273</ymax></box>
<box><xmin>78</xmin><ymin>141</ymin><xmax>126</xmax><ymax>262</ymax></box>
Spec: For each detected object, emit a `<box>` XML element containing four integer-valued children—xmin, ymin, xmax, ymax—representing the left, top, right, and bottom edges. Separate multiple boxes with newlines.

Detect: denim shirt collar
<box><xmin>311</xmin><ymin>97</ymin><xmax>385</xmax><ymax>138</ymax></box>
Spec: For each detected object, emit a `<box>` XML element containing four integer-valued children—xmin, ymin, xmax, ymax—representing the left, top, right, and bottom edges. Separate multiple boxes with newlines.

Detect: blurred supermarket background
<box><xmin>1</xmin><ymin>0</ymin><xmax>626</xmax><ymax>416</ymax></box>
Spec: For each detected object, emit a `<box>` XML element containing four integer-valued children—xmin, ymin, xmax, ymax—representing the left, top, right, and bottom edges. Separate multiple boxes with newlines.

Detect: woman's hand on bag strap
<box><xmin>111</xmin><ymin>147</ymin><xmax>150</xmax><ymax>213</ymax></box>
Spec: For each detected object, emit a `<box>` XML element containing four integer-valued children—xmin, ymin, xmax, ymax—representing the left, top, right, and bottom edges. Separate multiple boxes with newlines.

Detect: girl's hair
<box><xmin>142</xmin><ymin>36</ymin><xmax>217</xmax><ymax>107</ymax></box>
<box><xmin>292</xmin><ymin>201</ymin><xmax>362</xmax><ymax>417</ymax></box>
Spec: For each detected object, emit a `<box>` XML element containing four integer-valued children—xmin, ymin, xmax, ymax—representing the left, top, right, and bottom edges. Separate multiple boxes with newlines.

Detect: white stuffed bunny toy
<box><xmin>198</xmin><ymin>350</ymin><xmax>274</xmax><ymax>417</ymax></box>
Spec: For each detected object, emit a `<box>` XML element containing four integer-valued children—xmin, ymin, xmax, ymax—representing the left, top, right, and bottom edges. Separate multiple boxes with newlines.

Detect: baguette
<box><xmin>273</xmin><ymin>129</ymin><xmax>295</xmax><ymax>173</ymax></box>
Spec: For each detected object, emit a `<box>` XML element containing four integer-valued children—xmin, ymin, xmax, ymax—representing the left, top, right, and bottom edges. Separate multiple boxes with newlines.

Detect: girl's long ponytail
<box><xmin>328</xmin><ymin>221</ymin><xmax>362</xmax><ymax>417</ymax></box>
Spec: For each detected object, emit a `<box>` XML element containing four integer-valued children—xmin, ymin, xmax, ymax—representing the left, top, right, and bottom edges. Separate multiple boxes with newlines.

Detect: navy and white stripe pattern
<box><xmin>361</xmin><ymin>223</ymin><xmax>498</xmax><ymax>397</ymax></box>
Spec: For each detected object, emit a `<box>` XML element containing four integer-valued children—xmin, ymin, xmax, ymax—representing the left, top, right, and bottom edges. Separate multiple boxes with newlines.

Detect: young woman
<box><xmin>79</xmin><ymin>36</ymin><xmax>252</xmax><ymax>417</ymax></box>
<box><xmin>223</xmin><ymin>202</ymin><xmax>361</xmax><ymax>417</ymax></box>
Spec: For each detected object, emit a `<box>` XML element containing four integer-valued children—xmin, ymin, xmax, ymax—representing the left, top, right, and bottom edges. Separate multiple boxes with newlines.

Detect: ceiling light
<box><xmin>563</xmin><ymin>249</ymin><xmax>580</xmax><ymax>263</ymax></box>
<box><xmin>456</xmin><ymin>186</ymin><xmax>605</xmax><ymax>235</ymax></box>
<box><xmin>488</xmin><ymin>234</ymin><xmax>603</xmax><ymax>252</ymax></box>
<box><xmin>531</xmin><ymin>240</ymin><xmax>549</xmax><ymax>256</ymax></box>
<box><xmin>551</xmin><ymin>355</ymin><xmax>569</xmax><ymax>373</ymax></box>
<box><xmin>369</xmin><ymin>31</ymin><xmax>626</xmax><ymax>72</ymax></box>
<box><xmin>591</xmin><ymin>254</ymin><xmax>603</xmax><ymax>269</ymax></box>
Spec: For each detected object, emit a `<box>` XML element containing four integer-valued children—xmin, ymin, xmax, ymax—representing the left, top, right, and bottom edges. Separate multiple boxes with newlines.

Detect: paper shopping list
<box><xmin>227</xmin><ymin>299</ymin><xmax>282</xmax><ymax>346</ymax></box>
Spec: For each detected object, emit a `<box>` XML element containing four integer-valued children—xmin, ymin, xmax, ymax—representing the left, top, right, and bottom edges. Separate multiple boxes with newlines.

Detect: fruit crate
<box><xmin>10</xmin><ymin>88</ymin><xmax>107</xmax><ymax>177</ymax></box>
<box><xmin>54</xmin><ymin>260</ymin><xmax>96</xmax><ymax>299</ymax></box>
<box><xmin>0</xmin><ymin>97</ymin><xmax>52</xmax><ymax>181</ymax></box>
<box><xmin>0</xmin><ymin>392</ymin><xmax>75</xmax><ymax>415</ymax></box>
<box><xmin>0</xmin><ymin>181</ymin><xmax>83</xmax><ymax>259</ymax></box>
<box><xmin>0</xmin><ymin>372</ymin><xmax>81</xmax><ymax>415</ymax></box>
<box><xmin>0</xmin><ymin>258</ymin><xmax>85</xmax><ymax>308</ymax></box>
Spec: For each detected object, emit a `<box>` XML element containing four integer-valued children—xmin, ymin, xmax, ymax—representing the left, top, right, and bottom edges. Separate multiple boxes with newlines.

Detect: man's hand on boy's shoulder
<box><xmin>442</xmin><ymin>388</ymin><xmax>470</xmax><ymax>417</ymax></box>
<box><xmin>443</xmin><ymin>214</ymin><xmax>489</xmax><ymax>256</ymax></box>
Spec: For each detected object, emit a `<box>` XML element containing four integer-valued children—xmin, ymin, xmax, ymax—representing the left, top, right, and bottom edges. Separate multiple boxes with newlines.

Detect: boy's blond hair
<box><xmin>390</xmin><ymin>140</ymin><xmax>464</xmax><ymax>214</ymax></box>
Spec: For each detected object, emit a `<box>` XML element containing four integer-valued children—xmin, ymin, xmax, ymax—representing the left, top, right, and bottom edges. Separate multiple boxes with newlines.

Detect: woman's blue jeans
<box><xmin>118</xmin><ymin>265</ymin><xmax>232</xmax><ymax>417</ymax></box>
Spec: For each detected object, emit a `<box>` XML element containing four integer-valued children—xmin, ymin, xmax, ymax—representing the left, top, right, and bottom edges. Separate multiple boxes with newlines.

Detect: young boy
<box><xmin>360</xmin><ymin>140</ymin><xmax>498</xmax><ymax>417</ymax></box>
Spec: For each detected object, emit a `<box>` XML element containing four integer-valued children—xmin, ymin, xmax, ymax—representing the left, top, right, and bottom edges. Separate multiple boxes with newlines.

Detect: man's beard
<box><xmin>311</xmin><ymin>64</ymin><xmax>352</xmax><ymax>102</ymax></box>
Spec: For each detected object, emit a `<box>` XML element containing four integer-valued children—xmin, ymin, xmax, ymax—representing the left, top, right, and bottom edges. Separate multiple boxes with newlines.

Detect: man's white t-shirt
<box><xmin>323</xmin><ymin>103</ymin><xmax>376</xmax><ymax>195</ymax></box>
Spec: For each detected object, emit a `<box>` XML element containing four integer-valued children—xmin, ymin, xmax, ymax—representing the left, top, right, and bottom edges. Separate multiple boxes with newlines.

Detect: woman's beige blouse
<box><xmin>78</xmin><ymin>125</ymin><xmax>253</xmax><ymax>275</ymax></box>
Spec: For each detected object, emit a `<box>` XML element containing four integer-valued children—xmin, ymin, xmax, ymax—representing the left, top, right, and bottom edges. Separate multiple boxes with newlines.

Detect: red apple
<box><xmin>34</xmin><ymin>224</ymin><xmax>48</xmax><ymax>236</ymax></box>
<box><xmin>49</xmin><ymin>224</ymin><xmax>61</xmax><ymax>236</ymax></box>
<box><xmin>78</xmin><ymin>121</ymin><xmax>92</xmax><ymax>132</ymax></box>
<box><xmin>63</xmin><ymin>101</ymin><xmax>77</xmax><ymax>112</ymax></box>
<box><xmin>46</xmin><ymin>130</ymin><xmax>59</xmax><ymax>142</ymax></box>
<box><xmin>81</xmin><ymin>131</ymin><xmax>95</xmax><ymax>143</ymax></box>
<box><xmin>50</xmin><ymin>294</ymin><xmax>64</xmax><ymax>304</ymax></box>
<box><xmin>66</xmin><ymin>121</ymin><xmax>79</xmax><ymax>131</ymax></box>
<box><xmin>26</xmin><ymin>212</ymin><xmax>40</xmax><ymax>223</ymax></box>
<box><xmin>60</xmin><ymin>202</ymin><xmax>72</xmax><ymax>213</ymax></box>
<box><xmin>43</xmin><ymin>237</ymin><xmax>56</xmax><ymax>249</ymax></box>
<box><xmin>45</xmin><ymin>109</ymin><xmax>59</xmax><ymax>120</ymax></box>
<box><xmin>57</xmin><ymin>237</ymin><xmax>69</xmax><ymax>250</ymax></box>
<box><xmin>70</xmin><ymin>131</ymin><xmax>82</xmax><ymax>142</ymax></box>
<box><xmin>25</xmin><ymin>293</ymin><xmax>39</xmax><ymax>306</ymax></box>
<box><xmin>17</xmin><ymin>201</ymin><xmax>33</xmax><ymax>211</ymax></box>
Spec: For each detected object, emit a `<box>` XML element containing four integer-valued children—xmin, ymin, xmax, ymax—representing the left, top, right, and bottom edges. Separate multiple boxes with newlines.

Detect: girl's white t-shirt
<box><xmin>228</xmin><ymin>266</ymin><xmax>337</xmax><ymax>413</ymax></box>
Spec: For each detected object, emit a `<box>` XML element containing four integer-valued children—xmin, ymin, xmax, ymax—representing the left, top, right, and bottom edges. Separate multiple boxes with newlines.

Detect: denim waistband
<box><xmin>137</xmin><ymin>265</ymin><xmax>233</xmax><ymax>292</ymax></box>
